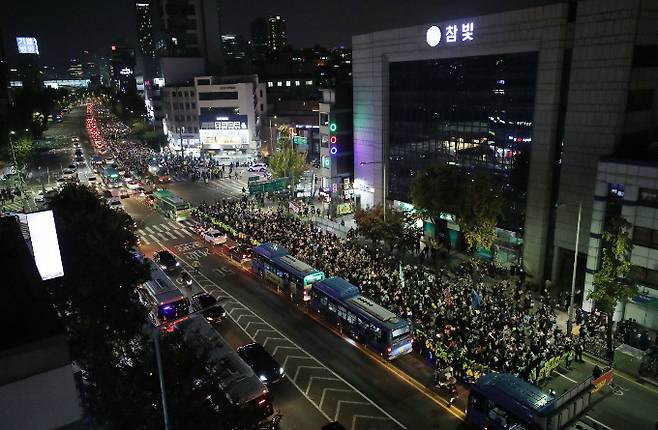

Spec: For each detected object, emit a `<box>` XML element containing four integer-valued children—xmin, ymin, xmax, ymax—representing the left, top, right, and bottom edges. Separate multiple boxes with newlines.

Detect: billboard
<box><xmin>199</xmin><ymin>114</ymin><xmax>249</xmax><ymax>150</ymax></box>
<box><xmin>26</xmin><ymin>210</ymin><xmax>64</xmax><ymax>280</ymax></box>
<box><xmin>16</xmin><ymin>37</ymin><xmax>40</xmax><ymax>55</ymax></box>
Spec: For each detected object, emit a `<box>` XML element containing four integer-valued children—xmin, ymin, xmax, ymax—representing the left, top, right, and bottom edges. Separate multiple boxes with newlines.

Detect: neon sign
<box><xmin>426</xmin><ymin>22</ymin><xmax>475</xmax><ymax>47</ymax></box>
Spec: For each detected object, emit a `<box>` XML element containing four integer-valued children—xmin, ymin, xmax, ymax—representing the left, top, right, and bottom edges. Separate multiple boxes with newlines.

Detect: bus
<box><xmin>251</xmin><ymin>243</ymin><xmax>325</xmax><ymax>303</ymax></box>
<box><xmin>153</xmin><ymin>189</ymin><xmax>191</xmax><ymax>221</ymax></box>
<box><xmin>176</xmin><ymin>315</ymin><xmax>274</xmax><ymax>425</ymax></box>
<box><xmin>102</xmin><ymin>167</ymin><xmax>122</xmax><ymax>188</ymax></box>
<box><xmin>466</xmin><ymin>372</ymin><xmax>611</xmax><ymax>430</ymax></box>
<box><xmin>310</xmin><ymin>277</ymin><xmax>413</xmax><ymax>360</ymax></box>
<box><xmin>138</xmin><ymin>261</ymin><xmax>190</xmax><ymax>327</ymax></box>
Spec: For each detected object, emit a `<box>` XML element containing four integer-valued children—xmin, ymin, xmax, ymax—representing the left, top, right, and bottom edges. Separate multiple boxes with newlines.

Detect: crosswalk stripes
<box><xmin>1</xmin><ymin>201</ymin><xmax>24</xmax><ymax>213</ymax></box>
<box><xmin>136</xmin><ymin>220</ymin><xmax>198</xmax><ymax>244</ymax></box>
<box><xmin>207</xmin><ymin>179</ymin><xmax>246</xmax><ymax>197</ymax></box>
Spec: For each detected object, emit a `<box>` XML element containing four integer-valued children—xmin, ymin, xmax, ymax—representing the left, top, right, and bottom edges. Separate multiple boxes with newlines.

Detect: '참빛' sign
<box><xmin>426</xmin><ymin>22</ymin><xmax>474</xmax><ymax>47</ymax></box>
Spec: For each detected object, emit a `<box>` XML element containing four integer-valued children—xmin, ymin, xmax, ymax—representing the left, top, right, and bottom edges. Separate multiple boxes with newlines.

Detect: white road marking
<box><xmin>151</xmin><ymin>224</ymin><xmax>163</xmax><ymax>232</ymax></box>
<box><xmin>171</xmin><ymin>229</ymin><xmax>187</xmax><ymax>238</ymax></box>
<box><xmin>294</xmin><ymin>365</ymin><xmax>328</xmax><ymax>383</ymax></box>
<box><xmin>307</xmin><ymin>376</ymin><xmax>341</xmax><ymax>395</ymax></box>
<box><xmin>140</xmin><ymin>235</ymin><xmax>150</xmax><ymax>245</ymax></box>
<box><xmin>555</xmin><ymin>370</ymin><xmax>578</xmax><ymax>383</ymax></box>
<box><xmin>163</xmin><ymin>230</ymin><xmax>177</xmax><ymax>239</ymax></box>
<box><xmin>584</xmin><ymin>415</ymin><xmax>614</xmax><ymax>430</ymax></box>
<box><xmin>253</xmin><ymin>328</ymin><xmax>278</xmax><ymax>338</ymax></box>
<box><xmin>283</xmin><ymin>355</ymin><xmax>314</xmax><ymax>368</ymax></box>
<box><xmin>320</xmin><ymin>388</ymin><xmax>354</xmax><ymax>409</ymax></box>
<box><xmin>148</xmin><ymin>234</ymin><xmax>159</xmax><ymax>244</ymax></box>
<box><xmin>335</xmin><ymin>400</ymin><xmax>371</xmax><ymax>421</ymax></box>
<box><xmin>262</xmin><ymin>337</ymin><xmax>287</xmax><ymax>347</ymax></box>
<box><xmin>144</xmin><ymin>226</ymin><xmax>154</xmax><ymax>234</ymax></box>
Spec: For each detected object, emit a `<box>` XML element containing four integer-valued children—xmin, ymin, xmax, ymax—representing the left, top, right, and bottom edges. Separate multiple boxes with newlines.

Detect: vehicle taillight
<box><xmin>387</xmin><ymin>346</ymin><xmax>392</xmax><ymax>353</ymax></box>
<box><xmin>258</xmin><ymin>398</ymin><xmax>267</xmax><ymax>406</ymax></box>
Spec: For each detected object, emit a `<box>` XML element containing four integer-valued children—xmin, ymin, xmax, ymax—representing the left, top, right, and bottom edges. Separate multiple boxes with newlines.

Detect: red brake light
<box><xmin>258</xmin><ymin>398</ymin><xmax>267</xmax><ymax>405</ymax></box>
<box><xmin>387</xmin><ymin>346</ymin><xmax>392</xmax><ymax>353</ymax></box>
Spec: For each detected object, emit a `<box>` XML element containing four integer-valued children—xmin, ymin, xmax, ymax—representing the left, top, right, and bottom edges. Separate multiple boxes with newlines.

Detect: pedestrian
<box><xmin>448</xmin><ymin>382</ymin><xmax>458</xmax><ymax>406</ymax></box>
<box><xmin>192</xmin><ymin>259</ymin><xmax>200</xmax><ymax>274</ymax></box>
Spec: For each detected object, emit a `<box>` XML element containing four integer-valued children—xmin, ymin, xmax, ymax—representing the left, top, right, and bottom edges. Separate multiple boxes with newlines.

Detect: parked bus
<box><xmin>310</xmin><ymin>277</ymin><xmax>413</xmax><ymax>360</ymax></box>
<box><xmin>138</xmin><ymin>261</ymin><xmax>190</xmax><ymax>327</ymax></box>
<box><xmin>176</xmin><ymin>315</ymin><xmax>274</xmax><ymax>425</ymax></box>
<box><xmin>251</xmin><ymin>243</ymin><xmax>325</xmax><ymax>302</ymax></box>
<box><xmin>466</xmin><ymin>371</ymin><xmax>613</xmax><ymax>430</ymax></box>
<box><xmin>102</xmin><ymin>167</ymin><xmax>122</xmax><ymax>188</ymax></box>
<box><xmin>153</xmin><ymin>189</ymin><xmax>191</xmax><ymax>221</ymax></box>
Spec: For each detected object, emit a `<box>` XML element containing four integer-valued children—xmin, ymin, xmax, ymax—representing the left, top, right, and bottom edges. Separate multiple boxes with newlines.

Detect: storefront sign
<box><xmin>426</xmin><ymin>21</ymin><xmax>475</xmax><ymax>47</ymax></box>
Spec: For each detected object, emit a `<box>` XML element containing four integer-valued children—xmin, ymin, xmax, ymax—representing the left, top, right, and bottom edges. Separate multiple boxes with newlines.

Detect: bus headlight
<box><xmin>176</xmin><ymin>262</ymin><xmax>180</xmax><ymax>266</ymax></box>
<box><xmin>279</xmin><ymin>367</ymin><xmax>284</xmax><ymax>375</ymax></box>
<box><xmin>259</xmin><ymin>375</ymin><xmax>268</xmax><ymax>382</ymax></box>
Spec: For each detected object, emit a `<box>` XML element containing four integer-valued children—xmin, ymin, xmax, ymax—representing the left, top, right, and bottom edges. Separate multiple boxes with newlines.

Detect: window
<box><xmin>638</xmin><ymin>188</ymin><xmax>658</xmax><ymax>208</ymax></box>
<box><xmin>295</xmin><ymin>80</ymin><xmax>301</xmax><ymax>86</ymax></box>
<box><xmin>267</xmin><ymin>82</ymin><xmax>273</xmax><ymax>88</ymax></box>
<box><xmin>259</xmin><ymin>90</ymin><xmax>263</xmax><ymax>97</ymax></box>
<box><xmin>197</xmin><ymin>79</ymin><xmax>210</xmax><ymax>85</ymax></box>
<box><xmin>277</xmin><ymin>81</ymin><xmax>283</xmax><ymax>87</ymax></box>
<box><xmin>631</xmin><ymin>265</ymin><xmax>658</xmax><ymax>287</ymax></box>
<box><xmin>198</xmin><ymin>91</ymin><xmax>239</xmax><ymax>100</ymax></box>
<box><xmin>285</xmin><ymin>80</ymin><xmax>291</xmax><ymax>87</ymax></box>
<box><xmin>320</xmin><ymin>112</ymin><xmax>329</xmax><ymax>126</ymax></box>
<box><xmin>191</xmin><ymin>102</ymin><xmax>196</xmax><ymax>109</ymax></box>
<box><xmin>347</xmin><ymin>312</ymin><xmax>356</xmax><ymax>324</ymax></box>
<box><xmin>633</xmin><ymin>45</ymin><xmax>658</xmax><ymax>67</ymax></box>
<box><xmin>337</xmin><ymin>306</ymin><xmax>347</xmax><ymax>320</ymax></box>
<box><xmin>191</xmin><ymin>91</ymin><xmax>195</xmax><ymax>97</ymax></box>
<box><xmin>172</xmin><ymin>91</ymin><xmax>177</xmax><ymax>98</ymax></box>
<box><xmin>177</xmin><ymin>91</ymin><xmax>182</xmax><ymax>97</ymax></box>
<box><xmin>183</xmin><ymin>91</ymin><xmax>188</xmax><ymax>97</ymax></box>
<box><xmin>305</xmin><ymin>80</ymin><xmax>313</xmax><ymax>85</ymax></box>
<box><xmin>185</xmin><ymin>102</ymin><xmax>190</xmax><ymax>109</ymax></box>
<box><xmin>633</xmin><ymin>227</ymin><xmax>653</xmax><ymax>248</ymax></box>
<box><xmin>627</xmin><ymin>89</ymin><xmax>654</xmax><ymax>112</ymax></box>
<box><xmin>328</xmin><ymin>301</ymin><xmax>336</xmax><ymax>312</ymax></box>
<box><xmin>260</xmin><ymin>103</ymin><xmax>264</xmax><ymax>112</ymax></box>
<box><xmin>633</xmin><ymin>227</ymin><xmax>658</xmax><ymax>249</ymax></box>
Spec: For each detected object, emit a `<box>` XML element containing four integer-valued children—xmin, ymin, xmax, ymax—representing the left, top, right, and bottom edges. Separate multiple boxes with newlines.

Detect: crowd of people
<box><xmin>193</xmin><ymin>198</ymin><xmax>575</xmax><ymax>385</ymax></box>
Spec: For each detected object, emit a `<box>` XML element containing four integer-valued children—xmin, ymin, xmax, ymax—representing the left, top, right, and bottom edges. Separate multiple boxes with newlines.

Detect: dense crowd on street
<box><xmin>193</xmin><ymin>199</ymin><xmax>577</xmax><ymax>385</ymax></box>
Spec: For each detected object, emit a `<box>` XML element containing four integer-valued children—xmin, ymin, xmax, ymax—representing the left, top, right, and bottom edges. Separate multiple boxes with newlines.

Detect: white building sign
<box><xmin>426</xmin><ymin>21</ymin><xmax>475</xmax><ymax>46</ymax></box>
<box><xmin>214</xmin><ymin>121</ymin><xmax>247</xmax><ymax>130</ymax></box>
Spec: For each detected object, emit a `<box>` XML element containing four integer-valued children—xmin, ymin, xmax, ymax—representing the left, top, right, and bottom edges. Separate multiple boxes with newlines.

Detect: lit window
<box><xmin>277</xmin><ymin>81</ymin><xmax>282</xmax><ymax>87</ymax></box>
<box><xmin>295</xmin><ymin>80</ymin><xmax>300</xmax><ymax>86</ymax></box>
<box><xmin>267</xmin><ymin>82</ymin><xmax>273</xmax><ymax>87</ymax></box>
<box><xmin>305</xmin><ymin>80</ymin><xmax>313</xmax><ymax>85</ymax></box>
<box><xmin>285</xmin><ymin>81</ymin><xmax>291</xmax><ymax>86</ymax></box>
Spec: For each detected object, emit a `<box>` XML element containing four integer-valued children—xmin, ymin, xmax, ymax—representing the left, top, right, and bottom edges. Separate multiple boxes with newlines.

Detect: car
<box><xmin>153</xmin><ymin>250</ymin><xmax>179</xmax><ymax>272</ymax></box>
<box><xmin>190</xmin><ymin>292</ymin><xmax>226</xmax><ymax>322</ymax></box>
<box><xmin>247</xmin><ymin>163</ymin><xmax>268</xmax><ymax>173</ymax></box>
<box><xmin>87</xmin><ymin>175</ymin><xmax>97</xmax><ymax>184</ymax></box>
<box><xmin>74</xmin><ymin>148</ymin><xmax>83</xmax><ymax>156</ymax></box>
<box><xmin>107</xmin><ymin>197</ymin><xmax>123</xmax><ymax>210</ymax></box>
<box><xmin>117</xmin><ymin>167</ymin><xmax>126</xmax><ymax>176</ymax></box>
<box><xmin>226</xmin><ymin>244</ymin><xmax>251</xmax><ymax>263</ymax></box>
<box><xmin>98</xmin><ymin>148</ymin><xmax>108</xmax><ymax>156</ymax></box>
<box><xmin>125</xmin><ymin>179</ymin><xmax>140</xmax><ymax>190</ymax></box>
<box><xmin>71</xmin><ymin>136</ymin><xmax>80</xmax><ymax>143</ymax></box>
<box><xmin>34</xmin><ymin>190</ymin><xmax>46</xmax><ymax>203</ymax></box>
<box><xmin>75</xmin><ymin>156</ymin><xmax>85</xmax><ymax>165</ymax></box>
<box><xmin>201</xmin><ymin>228</ymin><xmax>228</xmax><ymax>246</ymax></box>
<box><xmin>62</xmin><ymin>169</ymin><xmax>77</xmax><ymax>180</ymax></box>
<box><xmin>67</xmin><ymin>164</ymin><xmax>77</xmax><ymax>171</ymax></box>
<box><xmin>104</xmin><ymin>157</ymin><xmax>114</xmax><ymax>165</ymax></box>
<box><xmin>237</xmin><ymin>343</ymin><xmax>284</xmax><ymax>385</ymax></box>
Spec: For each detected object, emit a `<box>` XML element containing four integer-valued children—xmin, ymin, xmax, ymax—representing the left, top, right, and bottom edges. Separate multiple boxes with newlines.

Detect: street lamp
<box><xmin>359</xmin><ymin>160</ymin><xmax>387</xmax><ymax>221</ymax></box>
<box><xmin>556</xmin><ymin>200</ymin><xmax>583</xmax><ymax>336</ymax></box>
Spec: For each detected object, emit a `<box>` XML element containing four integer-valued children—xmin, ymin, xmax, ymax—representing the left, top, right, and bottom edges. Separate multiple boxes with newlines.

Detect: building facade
<box><xmin>352</xmin><ymin>0</ymin><xmax>658</xmax><ymax>295</ymax></box>
<box><xmin>584</xmin><ymin>158</ymin><xmax>658</xmax><ymax>329</ymax></box>
<box><xmin>161</xmin><ymin>75</ymin><xmax>267</xmax><ymax>155</ymax></box>
<box><xmin>267</xmin><ymin>16</ymin><xmax>287</xmax><ymax>52</ymax></box>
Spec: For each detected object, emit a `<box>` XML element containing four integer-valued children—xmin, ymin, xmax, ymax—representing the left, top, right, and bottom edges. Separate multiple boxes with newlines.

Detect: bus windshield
<box><xmin>158</xmin><ymin>299</ymin><xmax>190</xmax><ymax>323</ymax></box>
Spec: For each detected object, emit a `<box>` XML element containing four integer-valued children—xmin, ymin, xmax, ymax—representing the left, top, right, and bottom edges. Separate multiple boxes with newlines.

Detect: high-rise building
<box><xmin>67</xmin><ymin>58</ymin><xmax>83</xmax><ymax>79</ymax></box>
<box><xmin>250</xmin><ymin>18</ymin><xmax>268</xmax><ymax>65</ymax></box>
<box><xmin>135</xmin><ymin>2</ymin><xmax>156</xmax><ymax>81</ymax></box>
<box><xmin>352</xmin><ymin>0</ymin><xmax>658</xmax><ymax>328</ymax></box>
<box><xmin>110</xmin><ymin>41</ymin><xmax>136</xmax><ymax>94</ymax></box>
<box><xmin>151</xmin><ymin>0</ymin><xmax>224</xmax><ymax>75</ymax></box>
<box><xmin>267</xmin><ymin>15</ymin><xmax>287</xmax><ymax>52</ymax></box>
<box><xmin>15</xmin><ymin>36</ymin><xmax>42</xmax><ymax>90</ymax></box>
<box><xmin>0</xmin><ymin>34</ymin><xmax>8</xmax><ymax>146</ymax></box>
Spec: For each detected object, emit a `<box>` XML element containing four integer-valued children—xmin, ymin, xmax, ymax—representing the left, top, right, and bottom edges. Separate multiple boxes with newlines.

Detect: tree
<box><xmin>410</xmin><ymin>165</ymin><xmax>460</xmax><ymax>229</ymax></box>
<box><xmin>268</xmin><ymin>124</ymin><xmax>306</xmax><ymax>185</ymax></box>
<box><xmin>354</xmin><ymin>204</ymin><xmax>413</xmax><ymax>252</ymax></box>
<box><xmin>588</xmin><ymin>216</ymin><xmax>636</xmax><ymax>360</ymax></box>
<box><xmin>457</xmin><ymin>174</ymin><xmax>503</xmax><ymax>252</ymax></box>
<box><xmin>143</xmin><ymin>130</ymin><xmax>168</xmax><ymax>152</ymax></box>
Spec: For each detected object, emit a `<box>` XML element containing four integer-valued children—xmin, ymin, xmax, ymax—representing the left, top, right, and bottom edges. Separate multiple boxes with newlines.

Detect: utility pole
<box><xmin>567</xmin><ymin>201</ymin><xmax>582</xmax><ymax>336</ymax></box>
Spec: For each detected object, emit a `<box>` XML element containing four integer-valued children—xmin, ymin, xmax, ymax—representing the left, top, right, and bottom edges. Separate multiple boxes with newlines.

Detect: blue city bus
<box><xmin>310</xmin><ymin>277</ymin><xmax>413</xmax><ymax>360</ymax></box>
<box><xmin>466</xmin><ymin>373</ymin><xmax>556</xmax><ymax>430</ymax></box>
<box><xmin>102</xmin><ymin>167</ymin><xmax>122</xmax><ymax>188</ymax></box>
<box><xmin>251</xmin><ymin>243</ymin><xmax>325</xmax><ymax>303</ymax></box>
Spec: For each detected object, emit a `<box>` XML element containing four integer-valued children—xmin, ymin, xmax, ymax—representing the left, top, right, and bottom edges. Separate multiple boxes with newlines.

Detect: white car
<box><xmin>125</xmin><ymin>179</ymin><xmax>140</xmax><ymax>190</ymax></box>
<box><xmin>104</xmin><ymin>157</ymin><xmax>114</xmax><ymax>165</ymax></box>
<box><xmin>107</xmin><ymin>197</ymin><xmax>123</xmax><ymax>210</ymax></box>
<box><xmin>248</xmin><ymin>163</ymin><xmax>268</xmax><ymax>172</ymax></box>
<box><xmin>201</xmin><ymin>228</ymin><xmax>228</xmax><ymax>245</ymax></box>
<box><xmin>62</xmin><ymin>169</ymin><xmax>77</xmax><ymax>180</ymax></box>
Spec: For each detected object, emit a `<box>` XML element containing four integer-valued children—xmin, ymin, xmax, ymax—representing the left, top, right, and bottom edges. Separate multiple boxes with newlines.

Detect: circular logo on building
<box><xmin>426</xmin><ymin>25</ymin><xmax>441</xmax><ymax>47</ymax></box>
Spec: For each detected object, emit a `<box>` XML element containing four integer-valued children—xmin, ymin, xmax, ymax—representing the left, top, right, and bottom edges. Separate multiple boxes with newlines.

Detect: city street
<box><xmin>39</xmin><ymin>107</ymin><xmax>658</xmax><ymax>430</ymax></box>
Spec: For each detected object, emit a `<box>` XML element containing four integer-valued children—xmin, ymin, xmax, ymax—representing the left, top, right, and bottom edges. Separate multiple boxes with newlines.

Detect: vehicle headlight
<box><xmin>176</xmin><ymin>262</ymin><xmax>180</xmax><ymax>266</ymax></box>
<box><xmin>160</xmin><ymin>265</ymin><xmax>167</xmax><ymax>270</ymax></box>
<box><xmin>279</xmin><ymin>367</ymin><xmax>284</xmax><ymax>375</ymax></box>
<box><xmin>259</xmin><ymin>375</ymin><xmax>267</xmax><ymax>382</ymax></box>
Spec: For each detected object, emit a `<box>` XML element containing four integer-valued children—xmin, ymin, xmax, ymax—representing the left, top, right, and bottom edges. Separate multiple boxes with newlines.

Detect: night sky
<box><xmin>2</xmin><ymin>0</ymin><xmax>559</xmax><ymax>70</ymax></box>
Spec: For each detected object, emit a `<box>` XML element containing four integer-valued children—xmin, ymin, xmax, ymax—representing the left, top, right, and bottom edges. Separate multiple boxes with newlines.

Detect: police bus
<box><xmin>138</xmin><ymin>261</ymin><xmax>190</xmax><ymax>327</ymax></box>
<box><xmin>310</xmin><ymin>277</ymin><xmax>413</xmax><ymax>360</ymax></box>
<box><xmin>176</xmin><ymin>315</ymin><xmax>274</xmax><ymax>426</ymax></box>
